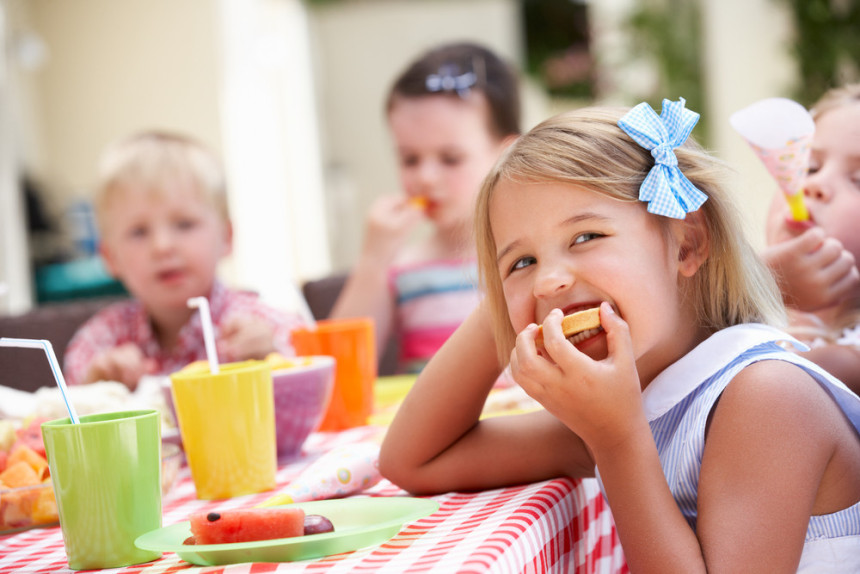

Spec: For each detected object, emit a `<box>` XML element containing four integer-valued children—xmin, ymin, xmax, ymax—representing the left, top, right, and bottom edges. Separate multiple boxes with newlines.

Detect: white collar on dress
<box><xmin>640</xmin><ymin>323</ymin><xmax>806</xmax><ymax>421</ymax></box>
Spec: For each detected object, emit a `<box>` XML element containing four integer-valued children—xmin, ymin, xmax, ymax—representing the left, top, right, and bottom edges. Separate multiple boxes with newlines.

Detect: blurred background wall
<box><xmin>0</xmin><ymin>0</ymin><xmax>856</xmax><ymax>317</ymax></box>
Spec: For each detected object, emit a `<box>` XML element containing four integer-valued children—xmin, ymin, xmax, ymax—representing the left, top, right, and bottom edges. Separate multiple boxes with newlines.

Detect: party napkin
<box><xmin>257</xmin><ymin>442</ymin><xmax>382</xmax><ymax>507</ymax></box>
<box><xmin>729</xmin><ymin>97</ymin><xmax>815</xmax><ymax>221</ymax></box>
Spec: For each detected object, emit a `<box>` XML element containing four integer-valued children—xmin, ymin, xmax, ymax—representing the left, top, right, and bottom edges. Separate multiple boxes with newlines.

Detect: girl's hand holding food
<box><xmin>361</xmin><ymin>194</ymin><xmax>424</xmax><ymax>264</ymax></box>
<box><xmin>510</xmin><ymin>304</ymin><xmax>646</xmax><ymax>455</ymax></box>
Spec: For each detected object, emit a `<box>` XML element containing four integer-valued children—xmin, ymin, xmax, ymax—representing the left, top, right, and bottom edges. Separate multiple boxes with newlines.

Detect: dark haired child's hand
<box><xmin>83</xmin><ymin>343</ymin><xmax>156</xmax><ymax>390</ymax></box>
<box><xmin>763</xmin><ymin>227</ymin><xmax>859</xmax><ymax>312</ymax></box>
<box><xmin>510</xmin><ymin>303</ymin><xmax>646</xmax><ymax>456</ymax></box>
<box><xmin>361</xmin><ymin>194</ymin><xmax>424</xmax><ymax>264</ymax></box>
<box><xmin>217</xmin><ymin>315</ymin><xmax>276</xmax><ymax>363</ymax></box>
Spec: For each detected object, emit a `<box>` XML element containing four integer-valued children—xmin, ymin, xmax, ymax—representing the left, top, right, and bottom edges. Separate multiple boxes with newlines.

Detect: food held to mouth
<box><xmin>536</xmin><ymin>307</ymin><xmax>602</xmax><ymax>347</ymax></box>
<box><xmin>407</xmin><ymin>196</ymin><xmax>428</xmax><ymax>210</ymax></box>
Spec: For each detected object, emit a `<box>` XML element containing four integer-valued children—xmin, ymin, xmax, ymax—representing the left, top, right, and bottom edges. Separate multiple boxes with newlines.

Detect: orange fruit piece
<box><xmin>408</xmin><ymin>196</ymin><xmax>428</xmax><ymax>210</ymax></box>
<box><xmin>0</xmin><ymin>460</ymin><xmax>40</xmax><ymax>488</ymax></box>
<box><xmin>31</xmin><ymin>485</ymin><xmax>58</xmax><ymax>524</ymax></box>
<box><xmin>1</xmin><ymin>487</ymin><xmax>40</xmax><ymax>528</ymax></box>
<box><xmin>8</xmin><ymin>444</ymin><xmax>49</xmax><ymax>481</ymax></box>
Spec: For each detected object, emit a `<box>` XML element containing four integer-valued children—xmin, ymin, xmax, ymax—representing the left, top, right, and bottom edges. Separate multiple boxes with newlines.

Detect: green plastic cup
<box><xmin>42</xmin><ymin>409</ymin><xmax>162</xmax><ymax>570</ymax></box>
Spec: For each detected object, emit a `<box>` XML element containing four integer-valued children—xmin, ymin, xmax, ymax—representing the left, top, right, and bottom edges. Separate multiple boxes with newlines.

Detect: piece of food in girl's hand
<box><xmin>184</xmin><ymin>508</ymin><xmax>335</xmax><ymax>545</ymax></box>
<box><xmin>535</xmin><ymin>307</ymin><xmax>602</xmax><ymax>347</ymax></box>
<box><xmin>407</xmin><ymin>196</ymin><xmax>428</xmax><ymax>210</ymax></box>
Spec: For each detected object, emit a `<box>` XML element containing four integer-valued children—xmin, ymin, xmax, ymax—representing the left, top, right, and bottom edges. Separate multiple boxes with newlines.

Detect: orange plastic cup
<box><xmin>291</xmin><ymin>318</ymin><xmax>376</xmax><ymax>431</ymax></box>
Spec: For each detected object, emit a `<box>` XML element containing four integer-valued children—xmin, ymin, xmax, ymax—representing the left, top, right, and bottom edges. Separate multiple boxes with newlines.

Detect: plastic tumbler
<box><xmin>170</xmin><ymin>360</ymin><xmax>277</xmax><ymax>499</ymax></box>
<box><xmin>291</xmin><ymin>317</ymin><xmax>377</xmax><ymax>431</ymax></box>
<box><xmin>41</xmin><ymin>409</ymin><xmax>162</xmax><ymax>570</ymax></box>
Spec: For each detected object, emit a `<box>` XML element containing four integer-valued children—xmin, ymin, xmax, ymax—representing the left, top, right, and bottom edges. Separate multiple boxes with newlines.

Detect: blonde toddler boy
<box><xmin>64</xmin><ymin>131</ymin><xmax>306</xmax><ymax>388</ymax></box>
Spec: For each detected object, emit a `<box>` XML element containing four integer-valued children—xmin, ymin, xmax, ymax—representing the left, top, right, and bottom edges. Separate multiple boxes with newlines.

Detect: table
<box><xmin>0</xmin><ymin>426</ymin><xmax>626</xmax><ymax>573</ymax></box>
<box><xmin>0</xmin><ymin>376</ymin><xmax>628</xmax><ymax>573</ymax></box>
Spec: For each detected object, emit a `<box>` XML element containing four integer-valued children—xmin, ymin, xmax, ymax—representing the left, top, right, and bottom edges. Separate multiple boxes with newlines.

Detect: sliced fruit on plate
<box><xmin>188</xmin><ymin>507</ymin><xmax>306</xmax><ymax>545</ymax></box>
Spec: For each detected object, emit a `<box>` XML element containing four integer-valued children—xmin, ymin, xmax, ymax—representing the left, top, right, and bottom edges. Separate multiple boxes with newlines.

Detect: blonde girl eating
<box><xmin>380</xmin><ymin>100</ymin><xmax>860</xmax><ymax>572</ymax></box>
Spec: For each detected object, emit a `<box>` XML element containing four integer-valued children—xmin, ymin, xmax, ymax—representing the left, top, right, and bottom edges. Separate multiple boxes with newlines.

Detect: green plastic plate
<box><xmin>135</xmin><ymin>497</ymin><xmax>439</xmax><ymax>566</ymax></box>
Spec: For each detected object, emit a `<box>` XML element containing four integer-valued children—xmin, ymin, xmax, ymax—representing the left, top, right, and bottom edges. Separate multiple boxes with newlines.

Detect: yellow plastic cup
<box><xmin>170</xmin><ymin>360</ymin><xmax>276</xmax><ymax>499</ymax></box>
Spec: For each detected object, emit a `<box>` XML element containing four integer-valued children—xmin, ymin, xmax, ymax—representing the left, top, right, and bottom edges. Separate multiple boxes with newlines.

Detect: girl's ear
<box><xmin>674</xmin><ymin>209</ymin><xmax>709</xmax><ymax>277</ymax></box>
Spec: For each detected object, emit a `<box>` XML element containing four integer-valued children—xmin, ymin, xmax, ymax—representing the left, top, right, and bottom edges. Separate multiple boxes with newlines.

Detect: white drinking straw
<box><xmin>187</xmin><ymin>296</ymin><xmax>220</xmax><ymax>374</ymax></box>
<box><xmin>0</xmin><ymin>337</ymin><xmax>80</xmax><ymax>424</ymax></box>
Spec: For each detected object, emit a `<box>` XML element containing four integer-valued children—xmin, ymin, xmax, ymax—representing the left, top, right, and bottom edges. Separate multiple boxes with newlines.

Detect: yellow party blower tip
<box><xmin>786</xmin><ymin>190</ymin><xmax>809</xmax><ymax>221</ymax></box>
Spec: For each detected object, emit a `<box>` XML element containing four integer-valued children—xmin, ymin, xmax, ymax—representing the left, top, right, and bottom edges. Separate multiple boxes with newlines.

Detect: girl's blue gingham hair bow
<box><xmin>617</xmin><ymin>98</ymin><xmax>708</xmax><ymax>219</ymax></box>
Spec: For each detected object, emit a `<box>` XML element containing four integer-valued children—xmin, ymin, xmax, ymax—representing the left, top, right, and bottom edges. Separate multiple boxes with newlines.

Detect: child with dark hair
<box><xmin>331</xmin><ymin>42</ymin><xmax>521</xmax><ymax>374</ymax></box>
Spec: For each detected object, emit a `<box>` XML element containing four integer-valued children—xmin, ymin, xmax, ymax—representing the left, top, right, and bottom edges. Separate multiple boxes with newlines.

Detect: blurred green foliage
<box><xmin>780</xmin><ymin>0</ymin><xmax>860</xmax><ymax>107</ymax></box>
<box><xmin>626</xmin><ymin>0</ymin><xmax>707</xmax><ymax>142</ymax></box>
<box><xmin>521</xmin><ymin>0</ymin><xmax>593</xmax><ymax>100</ymax></box>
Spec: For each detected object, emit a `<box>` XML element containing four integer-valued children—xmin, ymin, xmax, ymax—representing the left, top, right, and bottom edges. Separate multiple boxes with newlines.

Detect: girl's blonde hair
<box><xmin>95</xmin><ymin>131</ymin><xmax>228</xmax><ymax>230</ymax></box>
<box><xmin>475</xmin><ymin>106</ymin><xmax>786</xmax><ymax>363</ymax></box>
<box><xmin>810</xmin><ymin>82</ymin><xmax>860</xmax><ymax>120</ymax></box>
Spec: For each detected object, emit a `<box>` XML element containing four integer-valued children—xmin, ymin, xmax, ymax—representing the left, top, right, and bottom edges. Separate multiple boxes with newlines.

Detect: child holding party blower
<box><xmin>64</xmin><ymin>131</ymin><xmax>308</xmax><ymax>388</ymax></box>
<box><xmin>380</xmin><ymin>100</ymin><xmax>860</xmax><ymax>572</ymax></box>
<box><xmin>763</xmin><ymin>83</ymin><xmax>860</xmax><ymax>393</ymax></box>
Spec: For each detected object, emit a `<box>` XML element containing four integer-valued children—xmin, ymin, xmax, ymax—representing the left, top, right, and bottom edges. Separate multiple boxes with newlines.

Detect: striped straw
<box><xmin>0</xmin><ymin>337</ymin><xmax>80</xmax><ymax>424</ymax></box>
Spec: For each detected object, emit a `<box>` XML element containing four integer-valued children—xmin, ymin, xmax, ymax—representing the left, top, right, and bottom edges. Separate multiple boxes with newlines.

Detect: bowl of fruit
<box><xmin>0</xmin><ymin>417</ymin><xmax>58</xmax><ymax>534</ymax></box>
<box><xmin>267</xmin><ymin>355</ymin><xmax>335</xmax><ymax>460</ymax></box>
<box><xmin>1</xmin><ymin>416</ymin><xmax>185</xmax><ymax>534</ymax></box>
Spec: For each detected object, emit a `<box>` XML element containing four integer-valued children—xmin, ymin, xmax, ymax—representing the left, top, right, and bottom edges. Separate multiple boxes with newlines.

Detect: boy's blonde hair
<box><xmin>475</xmin><ymin>106</ymin><xmax>786</xmax><ymax>363</ymax></box>
<box><xmin>95</xmin><ymin>131</ymin><xmax>228</xmax><ymax>231</ymax></box>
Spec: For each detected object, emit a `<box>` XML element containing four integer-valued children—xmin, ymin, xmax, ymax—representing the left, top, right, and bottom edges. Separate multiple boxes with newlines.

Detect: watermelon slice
<box><xmin>189</xmin><ymin>507</ymin><xmax>306</xmax><ymax>544</ymax></box>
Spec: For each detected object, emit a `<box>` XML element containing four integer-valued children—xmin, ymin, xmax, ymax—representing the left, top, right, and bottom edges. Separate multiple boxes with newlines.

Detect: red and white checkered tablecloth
<box><xmin>0</xmin><ymin>427</ymin><xmax>627</xmax><ymax>574</ymax></box>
